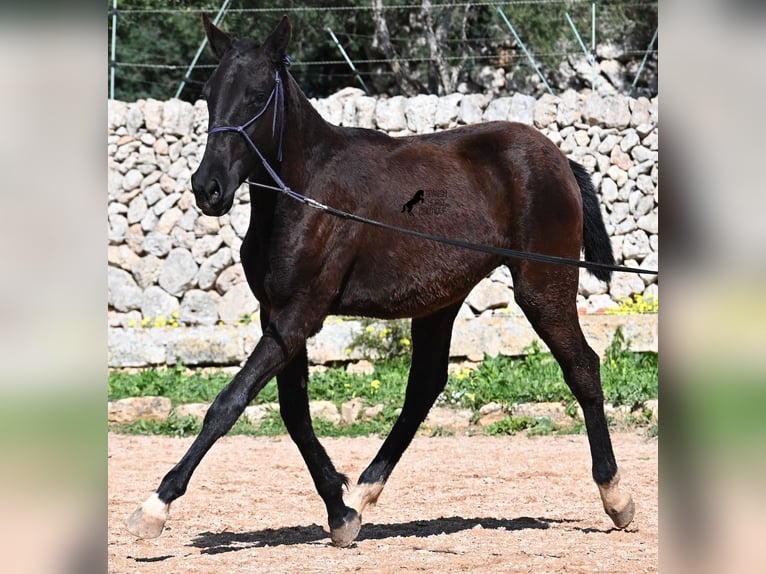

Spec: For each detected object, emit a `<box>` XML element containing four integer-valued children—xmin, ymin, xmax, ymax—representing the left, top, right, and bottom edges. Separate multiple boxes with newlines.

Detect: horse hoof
<box><xmin>330</xmin><ymin>508</ymin><xmax>361</xmax><ymax>548</ymax></box>
<box><xmin>606</xmin><ymin>493</ymin><xmax>635</xmax><ymax>529</ymax></box>
<box><xmin>126</xmin><ymin>493</ymin><xmax>170</xmax><ymax>539</ymax></box>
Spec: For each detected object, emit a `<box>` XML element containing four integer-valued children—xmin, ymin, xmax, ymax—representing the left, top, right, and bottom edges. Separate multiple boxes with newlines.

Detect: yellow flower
<box><xmin>455</xmin><ymin>368</ymin><xmax>470</xmax><ymax>381</ymax></box>
<box><xmin>365</xmin><ymin>325</ymin><xmax>376</xmax><ymax>333</ymax></box>
<box><xmin>127</xmin><ymin>320</ymin><xmax>136</xmax><ymax>328</ymax></box>
<box><xmin>370</xmin><ymin>379</ymin><xmax>381</xmax><ymax>391</ymax></box>
<box><xmin>399</xmin><ymin>338</ymin><xmax>411</xmax><ymax>347</ymax></box>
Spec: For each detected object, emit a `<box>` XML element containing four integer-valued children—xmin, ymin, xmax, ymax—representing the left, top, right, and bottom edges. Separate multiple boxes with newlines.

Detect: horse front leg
<box><xmin>125</xmin><ymin>307</ymin><xmax>313</xmax><ymax>539</ymax></box>
<box><xmin>276</xmin><ymin>346</ymin><xmax>360</xmax><ymax>546</ymax></box>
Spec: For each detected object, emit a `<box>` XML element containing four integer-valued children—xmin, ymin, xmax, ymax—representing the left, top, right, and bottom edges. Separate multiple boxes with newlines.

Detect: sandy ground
<box><xmin>108</xmin><ymin>432</ymin><xmax>657</xmax><ymax>573</ymax></box>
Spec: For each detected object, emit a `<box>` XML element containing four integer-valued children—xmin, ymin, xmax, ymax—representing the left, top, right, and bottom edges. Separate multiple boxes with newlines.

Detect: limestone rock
<box><xmin>108</xmin><ymin>396</ymin><xmax>172</xmax><ymax>424</ymax></box>
<box><xmin>482</xmin><ymin>96</ymin><xmax>512</xmax><ymax>122</ymax></box>
<box><xmin>217</xmin><ymin>282</ymin><xmax>259</xmax><ymax>325</ymax></box>
<box><xmin>108</xmin><ymin>266</ymin><xmax>142</xmax><ymax>312</ymax></box>
<box><xmin>509</xmin><ymin>93</ymin><xmax>536</xmax><ymax>125</ymax></box>
<box><xmin>466</xmin><ymin>279</ymin><xmax>513</xmax><ymax>314</ymax></box>
<box><xmin>159</xmin><ymin>248</ymin><xmax>198</xmax><ymax>296</ymax></box>
<box><xmin>197</xmin><ymin>248</ymin><xmax>233</xmax><ymax>290</ymax></box>
<box><xmin>405</xmin><ymin>94</ymin><xmax>438</xmax><ymax>133</ymax></box>
<box><xmin>477</xmin><ymin>402</ymin><xmax>506</xmax><ymax>427</ymax></box>
<box><xmin>424</xmin><ymin>406</ymin><xmax>472</xmax><ymax>430</ymax></box>
<box><xmin>375</xmin><ymin>96</ymin><xmax>407</xmax><ymax>131</ymax></box>
<box><xmin>341</xmin><ymin>398</ymin><xmax>365</xmax><ymax>424</ymax></box>
<box><xmin>434</xmin><ymin>93</ymin><xmax>463</xmax><ymax>128</ymax></box>
<box><xmin>346</xmin><ymin>360</ymin><xmax>375</xmax><ymax>376</ymax></box>
<box><xmin>179</xmin><ymin>289</ymin><xmax>220</xmax><ymax>326</ymax></box>
<box><xmin>310</xmin><ymin>400</ymin><xmax>341</xmax><ymax>424</ymax></box>
<box><xmin>458</xmin><ymin>94</ymin><xmax>486</xmax><ymax>124</ymax></box>
<box><xmin>173</xmin><ymin>403</ymin><xmax>209</xmax><ymax>422</ymax></box>
<box><xmin>533</xmin><ymin>93</ymin><xmax>559</xmax><ymax>128</ymax></box>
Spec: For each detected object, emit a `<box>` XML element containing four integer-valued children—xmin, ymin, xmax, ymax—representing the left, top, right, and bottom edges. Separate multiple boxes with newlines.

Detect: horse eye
<box><xmin>249</xmin><ymin>92</ymin><xmax>268</xmax><ymax>106</ymax></box>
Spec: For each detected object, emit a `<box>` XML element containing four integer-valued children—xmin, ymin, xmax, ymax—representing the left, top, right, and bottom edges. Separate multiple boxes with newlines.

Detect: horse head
<box><xmin>191</xmin><ymin>14</ymin><xmax>292</xmax><ymax>216</ymax></box>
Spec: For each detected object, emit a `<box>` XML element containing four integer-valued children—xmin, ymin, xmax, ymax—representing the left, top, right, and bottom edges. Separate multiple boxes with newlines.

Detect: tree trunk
<box><xmin>421</xmin><ymin>1</ymin><xmax>472</xmax><ymax>95</ymax></box>
<box><xmin>371</xmin><ymin>0</ymin><xmax>421</xmax><ymax>96</ymax></box>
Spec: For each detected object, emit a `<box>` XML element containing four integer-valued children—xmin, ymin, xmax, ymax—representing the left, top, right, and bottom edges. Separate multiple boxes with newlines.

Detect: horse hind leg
<box><xmin>512</xmin><ymin>264</ymin><xmax>635</xmax><ymax>529</ymax></box>
<box><xmin>344</xmin><ymin>302</ymin><xmax>461</xmax><ymax>533</ymax></box>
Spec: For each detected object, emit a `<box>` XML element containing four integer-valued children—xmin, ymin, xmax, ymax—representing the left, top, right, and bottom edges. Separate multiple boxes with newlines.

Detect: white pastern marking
<box><xmin>142</xmin><ymin>492</ymin><xmax>170</xmax><ymax>520</ymax></box>
<box><xmin>345</xmin><ymin>482</ymin><xmax>385</xmax><ymax>514</ymax></box>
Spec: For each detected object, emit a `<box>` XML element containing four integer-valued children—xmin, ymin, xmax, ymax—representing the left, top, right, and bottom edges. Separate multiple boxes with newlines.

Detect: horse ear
<box><xmin>202</xmin><ymin>13</ymin><xmax>232</xmax><ymax>60</ymax></box>
<box><xmin>264</xmin><ymin>16</ymin><xmax>291</xmax><ymax>64</ymax></box>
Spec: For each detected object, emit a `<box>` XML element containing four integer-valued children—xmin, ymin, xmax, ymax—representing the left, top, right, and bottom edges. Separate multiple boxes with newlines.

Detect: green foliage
<box><xmin>347</xmin><ymin>318</ymin><xmax>412</xmax><ymax>361</ymax></box>
<box><xmin>115</xmin><ymin>412</ymin><xmax>262</xmax><ymax>437</ymax></box>
<box><xmin>600</xmin><ymin>327</ymin><xmax>658</xmax><ymax>408</ymax></box>
<box><xmin>108</xmin><ymin>328</ymin><xmax>657</xmax><ymax>438</ymax></box>
<box><xmin>308</xmin><ymin>356</ymin><xmax>409</xmax><ymax>406</ymax></box>
<box><xmin>109</xmin><ymin>1</ymin><xmax>658</xmax><ymax>101</ymax></box>
<box><xmin>439</xmin><ymin>340</ymin><xmax>569</xmax><ymax>410</ymax></box>
<box><xmin>115</xmin><ymin>413</ymin><xmax>202</xmax><ymax>437</ymax></box>
<box><xmin>108</xmin><ymin>361</ymin><xmax>279</xmax><ymax>404</ymax></box>
<box><xmin>482</xmin><ymin>415</ymin><xmax>558</xmax><ymax>437</ymax></box>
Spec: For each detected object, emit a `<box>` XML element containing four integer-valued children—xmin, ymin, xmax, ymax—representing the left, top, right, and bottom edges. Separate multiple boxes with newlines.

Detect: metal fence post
<box><xmin>628</xmin><ymin>28</ymin><xmax>658</xmax><ymax>97</ymax></box>
<box><xmin>326</xmin><ymin>27</ymin><xmax>370</xmax><ymax>95</ymax></box>
<box><xmin>565</xmin><ymin>12</ymin><xmax>598</xmax><ymax>90</ymax></box>
<box><xmin>110</xmin><ymin>0</ymin><xmax>117</xmax><ymax>100</ymax></box>
<box><xmin>174</xmin><ymin>0</ymin><xmax>231</xmax><ymax>100</ymax></box>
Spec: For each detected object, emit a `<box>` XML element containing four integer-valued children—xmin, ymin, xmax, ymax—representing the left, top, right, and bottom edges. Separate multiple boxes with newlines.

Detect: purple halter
<box><xmin>207</xmin><ymin>64</ymin><xmax>287</xmax><ymax>162</ymax></box>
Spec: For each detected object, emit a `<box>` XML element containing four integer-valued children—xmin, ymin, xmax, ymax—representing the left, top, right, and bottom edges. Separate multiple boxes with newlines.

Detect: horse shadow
<box><xmin>189</xmin><ymin>515</ymin><xmax>560</xmax><ymax>554</ymax></box>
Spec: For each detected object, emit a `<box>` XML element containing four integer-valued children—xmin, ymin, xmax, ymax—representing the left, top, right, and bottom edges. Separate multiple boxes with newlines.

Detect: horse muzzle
<box><xmin>191</xmin><ymin>172</ymin><xmax>235</xmax><ymax>216</ymax></box>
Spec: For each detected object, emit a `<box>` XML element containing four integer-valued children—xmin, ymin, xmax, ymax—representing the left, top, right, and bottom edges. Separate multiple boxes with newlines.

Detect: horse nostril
<box><xmin>209</xmin><ymin>182</ymin><xmax>221</xmax><ymax>202</ymax></box>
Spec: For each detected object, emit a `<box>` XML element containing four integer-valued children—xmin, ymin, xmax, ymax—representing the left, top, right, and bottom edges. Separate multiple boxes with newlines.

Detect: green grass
<box><xmin>109</xmin><ymin>328</ymin><xmax>657</xmax><ymax>438</ymax></box>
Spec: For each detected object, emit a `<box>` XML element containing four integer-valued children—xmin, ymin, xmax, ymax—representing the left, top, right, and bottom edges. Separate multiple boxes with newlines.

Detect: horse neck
<box><xmin>247</xmin><ymin>73</ymin><xmax>331</xmax><ymax>214</ymax></box>
<box><xmin>279</xmin><ymin>74</ymin><xmax>334</xmax><ymax>180</ymax></box>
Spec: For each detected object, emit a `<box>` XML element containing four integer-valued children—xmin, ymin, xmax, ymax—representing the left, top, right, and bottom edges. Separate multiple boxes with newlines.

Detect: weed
<box><xmin>483</xmin><ymin>415</ymin><xmax>532</xmax><ymax>436</ymax></box>
<box><xmin>601</xmin><ymin>327</ymin><xmax>658</xmax><ymax>409</ymax></box>
<box><xmin>483</xmin><ymin>415</ymin><xmax>558</xmax><ymax>437</ymax></box>
<box><xmin>348</xmin><ymin>318</ymin><xmax>412</xmax><ymax>360</ymax></box>
<box><xmin>606</xmin><ymin>294</ymin><xmax>658</xmax><ymax>315</ymax></box>
<box><xmin>109</xmin><ymin>328</ymin><xmax>657</xmax><ymax>439</ymax></box>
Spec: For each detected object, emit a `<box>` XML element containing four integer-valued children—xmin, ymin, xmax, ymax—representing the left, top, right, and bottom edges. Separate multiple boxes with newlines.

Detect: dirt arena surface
<box><xmin>108</xmin><ymin>432</ymin><xmax>657</xmax><ymax>573</ymax></box>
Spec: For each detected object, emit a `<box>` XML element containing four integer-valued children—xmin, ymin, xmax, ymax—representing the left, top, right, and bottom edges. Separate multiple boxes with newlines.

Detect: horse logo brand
<box><xmin>400</xmin><ymin>189</ymin><xmax>448</xmax><ymax>216</ymax></box>
<box><xmin>401</xmin><ymin>189</ymin><xmax>425</xmax><ymax>214</ymax></box>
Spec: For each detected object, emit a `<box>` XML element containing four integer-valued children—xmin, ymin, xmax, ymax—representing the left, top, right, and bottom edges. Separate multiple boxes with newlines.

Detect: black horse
<box><xmin>127</xmin><ymin>15</ymin><xmax>634</xmax><ymax>547</ymax></box>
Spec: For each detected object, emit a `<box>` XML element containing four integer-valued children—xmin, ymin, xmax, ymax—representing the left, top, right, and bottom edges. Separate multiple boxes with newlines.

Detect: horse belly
<box><xmin>334</xmin><ymin>243</ymin><xmax>501</xmax><ymax>319</ymax></box>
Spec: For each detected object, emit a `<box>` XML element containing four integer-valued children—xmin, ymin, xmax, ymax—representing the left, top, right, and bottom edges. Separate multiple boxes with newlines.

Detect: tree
<box><xmin>108</xmin><ymin>0</ymin><xmax>657</xmax><ymax>102</ymax></box>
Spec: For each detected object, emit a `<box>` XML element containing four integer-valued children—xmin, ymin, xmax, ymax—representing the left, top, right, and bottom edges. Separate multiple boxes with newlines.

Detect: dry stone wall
<box><xmin>107</xmin><ymin>88</ymin><xmax>657</xmax><ymax>367</ymax></box>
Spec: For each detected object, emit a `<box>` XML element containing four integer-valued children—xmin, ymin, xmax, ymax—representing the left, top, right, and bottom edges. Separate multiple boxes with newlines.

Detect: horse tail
<box><xmin>569</xmin><ymin>159</ymin><xmax>614</xmax><ymax>283</ymax></box>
